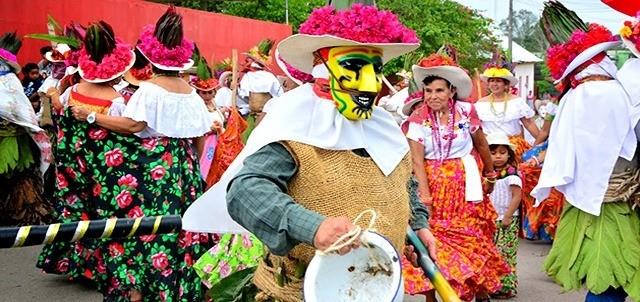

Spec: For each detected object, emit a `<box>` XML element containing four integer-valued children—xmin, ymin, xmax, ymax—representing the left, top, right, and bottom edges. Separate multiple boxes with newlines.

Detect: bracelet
<box><xmin>483</xmin><ymin>177</ymin><xmax>496</xmax><ymax>184</ymax></box>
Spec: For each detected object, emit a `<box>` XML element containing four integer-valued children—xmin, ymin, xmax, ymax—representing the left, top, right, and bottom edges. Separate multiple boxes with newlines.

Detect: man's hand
<box><xmin>313</xmin><ymin>217</ymin><xmax>359</xmax><ymax>255</ymax></box>
<box><xmin>404</xmin><ymin>228</ymin><xmax>437</xmax><ymax>267</ymax></box>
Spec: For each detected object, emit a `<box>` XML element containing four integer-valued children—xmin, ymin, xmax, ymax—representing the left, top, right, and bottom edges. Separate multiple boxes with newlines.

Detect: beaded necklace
<box><xmin>489</xmin><ymin>93</ymin><xmax>508</xmax><ymax>119</ymax></box>
<box><xmin>428</xmin><ymin>99</ymin><xmax>457</xmax><ymax>163</ymax></box>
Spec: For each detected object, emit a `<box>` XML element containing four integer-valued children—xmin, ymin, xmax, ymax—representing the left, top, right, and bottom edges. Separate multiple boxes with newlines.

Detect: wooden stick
<box><xmin>231</xmin><ymin>49</ymin><xmax>239</xmax><ymax>109</ymax></box>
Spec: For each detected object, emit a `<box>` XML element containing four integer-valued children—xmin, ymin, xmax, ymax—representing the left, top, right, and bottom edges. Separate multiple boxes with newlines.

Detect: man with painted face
<box><xmin>183</xmin><ymin>2</ymin><xmax>436</xmax><ymax>300</ymax></box>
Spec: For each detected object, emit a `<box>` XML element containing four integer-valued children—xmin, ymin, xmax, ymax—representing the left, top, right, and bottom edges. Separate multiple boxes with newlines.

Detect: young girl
<box><xmin>486</xmin><ymin>133</ymin><xmax>522</xmax><ymax>299</ymax></box>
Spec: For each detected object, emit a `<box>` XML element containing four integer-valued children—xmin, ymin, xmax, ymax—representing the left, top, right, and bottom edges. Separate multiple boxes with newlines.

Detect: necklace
<box><xmin>428</xmin><ymin>101</ymin><xmax>457</xmax><ymax>163</ymax></box>
<box><xmin>489</xmin><ymin>93</ymin><xmax>508</xmax><ymax>119</ymax></box>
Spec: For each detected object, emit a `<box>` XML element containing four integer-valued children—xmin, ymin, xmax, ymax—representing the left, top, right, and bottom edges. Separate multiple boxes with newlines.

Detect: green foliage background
<box><xmin>150</xmin><ymin>0</ymin><xmax>498</xmax><ymax>74</ymax></box>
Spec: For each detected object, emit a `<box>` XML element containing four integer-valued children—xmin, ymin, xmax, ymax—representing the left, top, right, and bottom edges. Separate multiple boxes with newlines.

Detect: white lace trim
<box><xmin>123</xmin><ymin>82</ymin><xmax>214</xmax><ymax>138</ymax></box>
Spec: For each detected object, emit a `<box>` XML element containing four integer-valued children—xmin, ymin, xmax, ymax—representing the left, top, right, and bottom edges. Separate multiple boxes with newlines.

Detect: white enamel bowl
<box><xmin>303</xmin><ymin>231</ymin><xmax>403</xmax><ymax>302</ymax></box>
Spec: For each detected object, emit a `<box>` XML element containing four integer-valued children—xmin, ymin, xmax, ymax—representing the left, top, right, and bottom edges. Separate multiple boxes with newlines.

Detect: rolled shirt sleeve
<box><xmin>227</xmin><ymin>142</ymin><xmax>325</xmax><ymax>256</ymax></box>
<box><xmin>407</xmin><ymin>176</ymin><xmax>429</xmax><ymax>230</ymax></box>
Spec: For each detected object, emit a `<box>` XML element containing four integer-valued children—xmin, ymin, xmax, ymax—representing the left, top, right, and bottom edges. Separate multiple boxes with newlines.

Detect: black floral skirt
<box><xmin>37</xmin><ymin>110</ymin><xmax>213</xmax><ymax>301</ymax></box>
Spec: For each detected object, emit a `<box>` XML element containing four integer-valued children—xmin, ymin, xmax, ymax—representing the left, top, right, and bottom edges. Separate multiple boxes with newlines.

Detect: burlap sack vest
<box><xmin>253</xmin><ymin>141</ymin><xmax>412</xmax><ymax>302</ymax></box>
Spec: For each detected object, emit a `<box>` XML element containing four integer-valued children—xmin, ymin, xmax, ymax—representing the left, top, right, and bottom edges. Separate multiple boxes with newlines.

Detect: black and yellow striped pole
<box><xmin>0</xmin><ymin>215</ymin><xmax>181</xmax><ymax>249</ymax></box>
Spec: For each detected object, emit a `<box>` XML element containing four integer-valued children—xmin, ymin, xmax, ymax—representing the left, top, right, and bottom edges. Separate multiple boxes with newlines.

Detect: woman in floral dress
<box><xmin>38</xmin><ymin>11</ymin><xmax>215</xmax><ymax>302</ymax></box>
<box><xmin>401</xmin><ymin>54</ymin><xmax>509</xmax><ymax>302</ymax></box>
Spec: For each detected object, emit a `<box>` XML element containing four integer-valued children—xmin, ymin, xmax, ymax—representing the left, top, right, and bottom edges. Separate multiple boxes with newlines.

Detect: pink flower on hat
<box><xmin>299</xmin><ymin>4</ymin><xmax>419</xmax><ymax>44</ymax></box>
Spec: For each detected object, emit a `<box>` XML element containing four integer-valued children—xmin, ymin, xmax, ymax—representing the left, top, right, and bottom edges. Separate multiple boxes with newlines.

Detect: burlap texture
<box><xmin>253</xmin><ymin>141</ymin><xmax>412</xmax><ymax>301</ymax></box>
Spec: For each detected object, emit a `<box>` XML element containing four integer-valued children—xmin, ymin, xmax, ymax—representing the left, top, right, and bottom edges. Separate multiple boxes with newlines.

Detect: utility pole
<box><xmin>507</xmin><ymin>0</ymin><xmax>513</xmax><ymax>63</ymax></box>
<box><xmin>285</xmin><ymin>0</ymin><xmax>289</xmax><ymax>24</ymax></box>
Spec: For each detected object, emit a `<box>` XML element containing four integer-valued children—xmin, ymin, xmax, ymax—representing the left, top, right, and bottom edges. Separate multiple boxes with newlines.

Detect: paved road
<box><xmin>0</xmin><ymin>240</ymin><xmax>592</xmax><ymax>302</ymax></box>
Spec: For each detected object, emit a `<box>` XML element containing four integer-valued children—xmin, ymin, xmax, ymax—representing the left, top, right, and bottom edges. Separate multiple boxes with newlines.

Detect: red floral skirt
<box><xmin>402</xmin><ymin>158</ymin><xmax>510</xmax><ymax>301</ymax></box>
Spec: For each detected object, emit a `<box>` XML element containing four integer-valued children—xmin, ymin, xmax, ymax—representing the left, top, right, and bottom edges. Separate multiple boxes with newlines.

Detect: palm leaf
<box><xmin>24</xmin><ymin>33</ymin><xmax>81</xmax><ymax>48</ymax></box>
<box><xmin>256</xmin><ymin>39</ymin><xmax>274</xmax><ymax>57</ymax></box>
<box><xmin>154</xmin><ymin>6</ymin><xmax>183</xmax><ymax>49</ymax></box>
<box><xmin>0</xmin><ymin>32</ymin><xmax>22</xmax><ymax>55</ymax></box>
<box><xmin>539</xmin><ymin>1</ymin><xmax>587</xmax><ymax>45</ymax></box>
<box><xmin>47</xmin><ymin>14</ymin><xmax>63</xmax><ymax>33</ymax></box>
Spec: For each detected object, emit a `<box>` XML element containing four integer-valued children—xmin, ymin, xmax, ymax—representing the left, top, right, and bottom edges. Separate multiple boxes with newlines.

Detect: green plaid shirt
<box><xmin>227</xmin><ymin>142</ymin><xmax>429</xmax><ymax>256</ymax></box>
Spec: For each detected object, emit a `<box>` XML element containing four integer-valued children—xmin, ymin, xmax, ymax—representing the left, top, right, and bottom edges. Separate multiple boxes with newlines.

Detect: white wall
<box><xmin>513</xmin><ymin>63</ymin><xmax>535</xmax><ymax>100</ymax></box>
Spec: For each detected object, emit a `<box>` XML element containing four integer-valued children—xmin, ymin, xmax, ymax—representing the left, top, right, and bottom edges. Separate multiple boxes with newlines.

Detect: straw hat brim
<box><xmin>412</xmin><ymin>65</ymin><xmax>472</xmax><ymax>99</ymax></box>
<box><xmin>136</xmin><ymin>46</ymin><xmax>195</xmax><ymax>72</ymax></box>
<box><xmin>554</xmin><ymin>41</ymin><xmax>620</xmax><ymax>84</ymax></box>
<box><xmin>275</xmin><ymin>48</ymin><xmax>303</xmax><ymax>86</ymax></box>
<box><xmin>78</xmin><ymin>50</ymin><xmax>136</xmax><ymax>83</ymax></box>
<box><xmin>278</xmin><ymin>34</ymin><xmax>419</xmax><ymax>74</ymax></box>
<box><xmin>485</xmin><ymin>133</ymin><xmax>515</xmax><ymax>151</ymax></box>
<box><xmin>45</xmin><ymin>51</ymin><xmax>65</xmax><ymax>63</ymax></box>
<box><xmin>401</xmin><ymin>97</ymin><xmax>422</xmax><ymax>116</ymax></box>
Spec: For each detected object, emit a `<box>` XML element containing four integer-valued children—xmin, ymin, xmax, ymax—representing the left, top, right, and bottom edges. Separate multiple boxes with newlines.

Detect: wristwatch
<box><xmin>87</xmin><ymin>112</ymin><xmax>97</xmax><ymax>124</ymax></box>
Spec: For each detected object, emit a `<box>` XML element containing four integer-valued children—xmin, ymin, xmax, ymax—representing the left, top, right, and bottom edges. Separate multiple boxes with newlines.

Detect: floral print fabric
<box><xmin>402</xmin><ymin>158</ymin><xmax>510</xmax><ymax>301</ymax></box>
<box><xmin>493</xmin><ymin>216</ymin><xmax>520</xmax><ymax>298</ymax></box>
<box><xmin>193</xmin><ymin>233</ymin><xmax>264</xmax><ymax>288</ymax></box>
<box><xmin>510</xmin><ymin>135</ymin><xmax>563</xmax><ymax>240</ymax></box>
<box><xmin>37</xmin><ymin>109</ymin><xmax>213</xmax><ymax>301</ymax></box>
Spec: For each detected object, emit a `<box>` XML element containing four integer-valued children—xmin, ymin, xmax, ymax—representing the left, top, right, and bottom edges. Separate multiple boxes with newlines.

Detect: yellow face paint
<box><xmin>326</xmin><ymin>46</ymin><xmax>383</xmax><ymax>120</ymax></box>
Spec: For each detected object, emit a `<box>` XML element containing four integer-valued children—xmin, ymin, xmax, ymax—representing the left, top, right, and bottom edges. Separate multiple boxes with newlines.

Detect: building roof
<box><xmin>500</xmin><ymin>39</ymin><xmax>543</xmax><ymax>63</ymax></box>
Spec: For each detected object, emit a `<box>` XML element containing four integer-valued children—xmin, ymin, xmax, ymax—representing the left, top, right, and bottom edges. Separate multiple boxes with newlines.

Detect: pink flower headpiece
<box><xmin>78</xmin><ymin>40</ymin><xmax>133</xmax><ymax>82</ymax></box>
<box><xmin>546</xmin><ymin>23</ymin><xmax>615</xmax><ymax>80</ymax></box>
<box><xmin>137</xmin><ymin>25</ymin><xmax>194</xmax><ymax>69</ymax></box>
<box><xmin>299</xmin><ymin>4</ymin><xmax>419</xmax><ymax>44</ymax></box>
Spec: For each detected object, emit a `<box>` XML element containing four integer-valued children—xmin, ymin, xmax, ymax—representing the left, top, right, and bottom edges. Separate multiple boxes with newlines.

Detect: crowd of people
<box><xmin>1</xmin><ymin>2</ymin><xmax>640</xmax><ymax>302</ymax></box>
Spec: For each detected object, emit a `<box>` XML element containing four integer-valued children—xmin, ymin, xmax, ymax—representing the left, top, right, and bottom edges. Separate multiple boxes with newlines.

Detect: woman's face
<box><xmin>198</xmin><ymin>89</ymin><xmax>215</xmax><ymax>101</ymax></box>
<box><xmin>488</xmin><ymin>78</ymin><xmax>508</xmax><ymax>94</ymax></box>
<box><xmin>423</xmin><ymin>79</ymin><xmax>454</xmax><ymax>112</ymax></box>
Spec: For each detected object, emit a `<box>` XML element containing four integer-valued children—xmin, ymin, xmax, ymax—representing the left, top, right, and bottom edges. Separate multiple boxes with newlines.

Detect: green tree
<box><xmin>152</xmin><ymin>0</ymin><xmax>497</xmax><ymax>73</ymax></box>
<box><xmin>377</xmin><ymin>0</ymin><xmax>497</xmax><ymax>73</ymax></box>
<box><xmin>499</xmin><ymin>9</ymin><xmax>548</xmax><ymax>54</ymax></box>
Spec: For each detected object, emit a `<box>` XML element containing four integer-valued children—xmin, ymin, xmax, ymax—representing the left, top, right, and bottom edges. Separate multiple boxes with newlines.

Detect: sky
<box><xmin>453</xmin><ymin>0</ymin><xmax>629</xmax><ymax>34</ymax></box>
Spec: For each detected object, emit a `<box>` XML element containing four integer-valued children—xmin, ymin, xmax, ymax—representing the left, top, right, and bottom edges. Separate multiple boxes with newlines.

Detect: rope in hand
<box><xmin>315</xmin><ymin>209</ymin><xmax>390</xmax><ymax>272</ymax></box>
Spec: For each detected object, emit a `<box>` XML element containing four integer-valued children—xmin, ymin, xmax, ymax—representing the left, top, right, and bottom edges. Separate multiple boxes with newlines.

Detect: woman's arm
<box><xmin>501</xmin><ymin>184</ymin><xmax>522</xmax><ymax>227</ymax></box>
<box><xmin>471</xmin><ymin>129</ymin><xmax>494</xmax><ymax>174</ymax></box>
<box><xmin>534</xmin><ymin>119</ymin><xmax>552</xmax><ymax>145</ymax></box>
<box><xmin>521</xmin><ymin>117</ymin><xmax>540</xmax><ymax>141</ymax></box>
<box><xmin>71</xmin><ymin>106</ymin><xmax>146</xmax><ymax>134</ymax></box>
<box><xmin>46</xmin><ymin>88</ymin><xmax>64</xmax><ymax>112</ymax></box>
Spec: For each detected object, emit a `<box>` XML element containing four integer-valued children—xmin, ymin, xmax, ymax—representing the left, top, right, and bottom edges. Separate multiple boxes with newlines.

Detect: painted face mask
<box><xmin>324</xmin><ymin>46</ymin><xmax>383</xmax><ymax>120</ymax></box>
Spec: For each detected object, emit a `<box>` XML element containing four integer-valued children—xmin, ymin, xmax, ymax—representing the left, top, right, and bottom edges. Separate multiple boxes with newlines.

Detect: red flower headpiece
<box><xmin>191</xmin><ymin>77</ymin><xmax>219</xmax><ymax>91</ymax></box>
<box><xmin>299</xmin><ymin>4</ymin><xmax>419</xmax><ymax>44</ymax></box>
<box><xmin>78</xmin><ymin>41</ymin><xmax>133</xmax><ymax>81</ymax></box>
<box><xmin>130</xmin><ymin>64</ymin><xmax>153</xmax><ymax>81</ymax></box>
<box><xmin>546</xmin><ymin>23</ymin><xmax>615</xmax><ymax>80</ymax></box>
<box><xmin>620</xmin><ymin>14</ymin><xmax>640</xmax><ymax>54</ymax></box>
<box><xmin>417</xmin><ymin>54</ymin><xmax>458</xmax><ymax>68</ymax></box>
